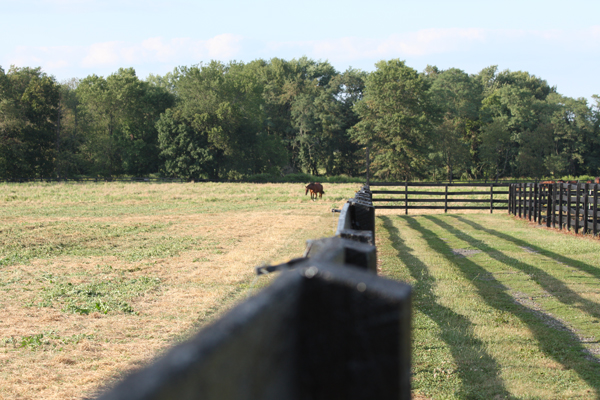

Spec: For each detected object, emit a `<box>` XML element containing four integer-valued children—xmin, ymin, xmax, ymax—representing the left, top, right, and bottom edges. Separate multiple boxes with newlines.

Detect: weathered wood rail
<box><xmin>96</xmin><ymin>185</ymin><xmax>412</xmax><ymax>400</ymax></box>
<box><xmin>370</xmin><ymin>182</ymin><xmax>510</xmax><ymax>213</ymax></box>
<box><xmin>509</xmin><ymin>182</ymin><xmax>600</xmax><ymax>236</ymax></box>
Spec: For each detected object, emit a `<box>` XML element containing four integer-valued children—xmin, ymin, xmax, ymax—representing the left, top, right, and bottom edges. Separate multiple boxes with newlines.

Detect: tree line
<box><xmin>1</xmin><ymin>58</ymin><xmax>599</xmax><ymax>181</ymax></box>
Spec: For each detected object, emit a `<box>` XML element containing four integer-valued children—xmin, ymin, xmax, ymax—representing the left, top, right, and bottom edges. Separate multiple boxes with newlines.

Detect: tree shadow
<box><xmin>379</xmin><ymin>215</ymin><xmax>514</xmax><ymax>399</ymax></box>
<box><xmin>415</xmin><ymin>215</ymin><xmax>600</xmax><ymax>395</ymax></box>
<box><xmin>445</xmin><ymin>215</ymin><xmax>600</xmax><ymax>321</ymax></box>
<box><xmin>452</xmin><ymin>215</ymin><xmax>600</xmax><ymax>281</ymax></box>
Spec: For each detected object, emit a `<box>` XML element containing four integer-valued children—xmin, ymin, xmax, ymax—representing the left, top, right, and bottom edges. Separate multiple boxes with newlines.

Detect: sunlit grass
<box><xmin>379</xmin><ymin>212</ymin><xmax>600</xmax><ymax>399</ymax></box>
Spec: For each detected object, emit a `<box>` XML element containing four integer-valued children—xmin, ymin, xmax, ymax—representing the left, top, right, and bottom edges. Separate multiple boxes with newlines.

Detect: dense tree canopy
<box><xmin>0</xmin><ymin>58</ymin><xmax>598</xmax><ymax>181</ymax></box>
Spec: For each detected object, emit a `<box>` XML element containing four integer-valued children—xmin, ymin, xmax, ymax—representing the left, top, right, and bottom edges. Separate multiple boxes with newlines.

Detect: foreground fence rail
<box><xmin>509</xmin><ymin>182</ymin><xmax>600</xmax><ymax>236</ymax></box>
<box><xmin>370</xmin><ymin>182</ymin><xmax>510</xmax><ymax>213</ymax></box>
<box><xmin>96</xmin><ymin>185</ymin><xmax>412</xmax><ymax>400</ymax></box>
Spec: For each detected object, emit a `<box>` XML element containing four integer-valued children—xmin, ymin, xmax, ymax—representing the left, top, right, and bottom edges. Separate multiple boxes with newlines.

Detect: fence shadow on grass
<box><xmin>418</xmin><ymin>215</ymin><xmax>600</xmax><ymax>395</ymax></box>
<box><xmin>379</xmin><ymin>216</ymin><xmax>513</xmax><ymax>399</ymax></box>
<box><xmin>451</xmin><ymin>214</ymin><xmax>600</xmax><ymax>284</ymax></box>
<box><xmin>430</xmin><ymin>216</ymin><xmax>600</xmax><ymax>322</ymax></box>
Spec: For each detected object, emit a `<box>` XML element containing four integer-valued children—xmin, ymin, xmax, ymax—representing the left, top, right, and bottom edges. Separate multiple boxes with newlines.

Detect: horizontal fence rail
<box><xmin>96</xmin><ymin>185</ymin><xmax>412</xmax><ymax>400</ymax></box>
<box><xmin>370</xmin><ymin>182</ymin><xmax>510</xmax><ymax>213</ymax></box>
<box><xmin>509</xmin><ymin>182</ymin><xmax>600</xmax><ymax>236</ymax></box>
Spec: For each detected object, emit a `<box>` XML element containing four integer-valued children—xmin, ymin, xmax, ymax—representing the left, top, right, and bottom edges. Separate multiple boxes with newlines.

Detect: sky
<box><xmin>3</xmin><ymin>0</ymin><xmax>600</xmax><ymax>102</ymax></box>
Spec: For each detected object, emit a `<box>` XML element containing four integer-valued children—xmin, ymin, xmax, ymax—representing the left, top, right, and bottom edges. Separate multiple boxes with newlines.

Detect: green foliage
<box><xmin>158</xmin><ymin>61</ymin><xmax>287</xmax><ymax>180</ymax></box>
<box><xmin>427</xmin><ymin>68</ymin><xmax>482</xmax><ymax>181</ymax></box>
<box><xmin>0</xmin><ymin>66</ymin><xmax>59</xmax><ymax>179</ymax></box>
<box><xmin>0</xmin><ymin>220</ymin><xmax>200</xmax><ymax>267</ymax></box>
<box><xmin>39</xmin><ymin>276</ymin><xmax>160</xmax><ymax>315</ymax></box>
<box><xmin>2</xmin><ymin>60</ymin><xmax>599</xmax><ymax>181</ymax></box>
<box><xmin>3</xmin><ymin>331</ymin><xmax>94</xmax><ymax>351</ymax></box>
<box><xmin>350</xmin><ymin>59</ymin><xmax>434</xmax><ymax>180</ymax></box>
<box><xmin>75</xmin><ymin>68</ymin><xmax>174</xmax><ymax>177</ymax></box>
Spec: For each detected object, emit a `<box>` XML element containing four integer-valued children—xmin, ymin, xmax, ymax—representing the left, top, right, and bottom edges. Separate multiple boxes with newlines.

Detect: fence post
<box><xmin>528</xmin><ymin>184</ymin><xmax>533</xmax><ymax>221</ymax></box>
<box><xmin>524</xmin><ymin>184</ymin><xmax>527</xmax><ymax>219</ymax></box>
<box><xmin>594</xmin><ymin>184</ymin><xmax>598</xmax><ymax>237</ymax></box>
<box><xmin>558</xmin><ymin>183</ymin><xmax>563</xmax><ymax>230</ymax></box>
<box><xmin>551</xmin><ymin>183</ymin><xmax>556</xmax><ymax>228</ymax></box>
<box><xmin>567</xmin><ymin>184</ymin><xmax>571</xmax><ymax>231</ymax></box>
<box><xmin>575</xmin><ymin>183</ymin><xmax>581</xmax><ymax>234</ymax></box>
<box><xmin>444</xmin><ymin>184</ymin><xmax>448</xmax><ymax>214</ymax></box>
<box><xmin>533</xmin><ymin>183</ymin><xmax>538</xmax><ymax>222</ymax></box>
<box><xmin>405</xmin><ymin>180</ymin><xmax>408</xmax><ymax>215</ymax></box>
<box><xmin>490</xmin><ymin>184</ymin><xmax>494</xmax><ymax>214</ymax></box>
<box><xmin>538</xmin><ymin>183</ymin><xmax>543</xmax><ymax>225</ymax></box>
<box><xmin>539</xmin><ymin>184</ymin><xmax>543</xmax><ymax>225</ymax></box>
<box><xmin>546</xmin><ymin>184</ymin><xmax>552</xmax><ymax>227</ymax></box>
<box><xmin>584</xmin><ymin>183</ymin><xmax>590</xmax><ymax>234</ymax></box>
<box><xmin>508</xmin><ymin>185</ymin><xmax>513</xmax><ymax>215</ymax></box>
<box><xmin>520</xmin><ymin>183</ymin><xmax>525</xmax><ymax>218</ymax></box>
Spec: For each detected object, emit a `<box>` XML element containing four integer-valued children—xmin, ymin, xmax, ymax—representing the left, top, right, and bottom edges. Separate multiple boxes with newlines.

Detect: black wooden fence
<box><xmin>509</xmin><ymin>182</ymin><xmax>600</xmax><ymax>236</ymax></box>
<box><xmin>95</xmin><ymin>185</ymin><xmax>412</xmax><ymax>400</ymax></box>
<box><xmin>370</xmin><ymin>182</ymin><xmax>510</xmax><ymax>213</ymax></box>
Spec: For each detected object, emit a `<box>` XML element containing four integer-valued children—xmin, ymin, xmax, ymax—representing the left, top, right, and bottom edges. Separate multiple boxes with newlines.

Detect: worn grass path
<box><xmin>377</xmin><ymin>211</ymin><xmax>600</xmax><ymax>399</ymax></box>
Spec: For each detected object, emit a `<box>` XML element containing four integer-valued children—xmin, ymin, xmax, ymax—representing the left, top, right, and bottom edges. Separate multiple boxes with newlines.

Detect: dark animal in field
<box><xmin>305</xmin><ymin>182</ymin><xmax>325</xmax><ymax>201</ymax></box>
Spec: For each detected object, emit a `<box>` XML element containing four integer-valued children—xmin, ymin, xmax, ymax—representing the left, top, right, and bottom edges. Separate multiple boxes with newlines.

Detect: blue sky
<box><xmin>3</xmin><ymin>0</ymin><xmax>599</xmax><ymax>102</ymax></box>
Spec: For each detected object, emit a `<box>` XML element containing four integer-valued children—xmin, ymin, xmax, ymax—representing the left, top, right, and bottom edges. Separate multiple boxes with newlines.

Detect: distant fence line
<box><xmin>509</xmin><ymin>182</ymin><xmax>600</xmax><ymax>236</ymax></box>
<box><xmin>96</xmin><ymin>185</ymin><xmax>412</xmax><ymax>400</ymax></box>
<box><xmin>370</xmin><ymin>182</ymin><xmax>510</xmax><ymax>213</ymax></box>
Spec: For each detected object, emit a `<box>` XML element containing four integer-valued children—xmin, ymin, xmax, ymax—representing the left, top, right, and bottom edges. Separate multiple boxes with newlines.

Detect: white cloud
<box><xmin>205</xmin><ymin>34</ymin><xmax>243</xmax><ymax>59</ymax></box>
<box><xmin>269</xmin><ymin>27</ymin><xmax>600</xmax><ymax>63</ymax></box>
<box><xmin>4</xmin><ymin>27</ymin><xmax>600</xmax><ymax>79</ymax></box>
<box><xmin>267</xmin><ymin>28</ymin><xmax>488</xmax><ymax>62</ymax></box>
<box><xmin>81</xmin><ymin>41</ymin><xmax>121</xmax><ymax>67</ymax></box>
<box><xmin>5</xmin><ymin>34</ymin><xmax>244</xmax><ymax>75</ymax></box>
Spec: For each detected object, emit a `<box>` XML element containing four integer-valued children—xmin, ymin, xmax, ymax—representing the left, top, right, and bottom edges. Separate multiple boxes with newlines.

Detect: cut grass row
<box><xmin>377</xmin><ymin>211</ymin><xmax>600</xmax><ymax>399</ymax></box>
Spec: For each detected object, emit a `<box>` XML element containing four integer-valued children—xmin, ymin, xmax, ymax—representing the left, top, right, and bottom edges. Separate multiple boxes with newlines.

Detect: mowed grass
<box><xmin>0</xmin><ymin>181</ymin><xmax>358</xmax><ymax>400</ymax></box>
<box><xmin>377</xmin><ymin>211</ymin><xmax>600</xmax><ymax>399</ymax></box>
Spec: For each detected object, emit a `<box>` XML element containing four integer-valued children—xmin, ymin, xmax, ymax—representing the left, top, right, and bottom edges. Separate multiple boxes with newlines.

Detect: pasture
<box><xmin>2</xmin><ymin>182</ymin><xmax>600</xmax><ymax>399</ymax></box>
<box><xmin>0</xmin><ymin>182</ymin><xmax>355</xmax><ymax>399</ymax></box>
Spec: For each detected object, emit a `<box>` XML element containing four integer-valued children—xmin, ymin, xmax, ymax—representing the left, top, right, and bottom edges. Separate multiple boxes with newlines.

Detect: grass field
<box><xmin>377</xmin><ymin>210</ymin><xmax>600</xmax><ymax>399</ymax></box>
<box><xmin>0</xmin><ymin>182</ymin><xmax>358</xmax><ymax>399</ymax></box>
<box><xmin>3</xmin><ymin>182</ymin><xmax>600</xmax><ymax>399</ymax></box>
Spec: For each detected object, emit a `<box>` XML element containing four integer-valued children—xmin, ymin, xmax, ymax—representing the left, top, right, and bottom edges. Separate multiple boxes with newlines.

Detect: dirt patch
<box><xmin>511</xmin><ymin>291</ymin><xmax>600</xmax><ymax>363</ymax></box>
<box><xmin>520</xmin><ymin>246</ymin><xmax>539</xmax><ymax>253</ymax></box>
<box><xmin>451</xmin><ymin>248</ymin><xmax>482</xmax><ymax>257</ymax></box>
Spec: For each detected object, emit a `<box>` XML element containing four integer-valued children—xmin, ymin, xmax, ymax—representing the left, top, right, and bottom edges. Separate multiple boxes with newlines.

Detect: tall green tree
<box><xmin>0</xmin><ymin>66</ymin><xmax>59</xmax><ymax>179</ymax></box>
<box><xmin>479</xmin><ymin>69</ymin><xmax>556</xmax><ymax>179</ymax></box>
<box><xmin>77</xmin><ymin>68</ymin><xmax>173</xmax><ymax>176</ymax></box>
<box><xmin>350</xmin><ymin>59</ymin><xmax>433</xmax><ymax>180</ymax></box>
<box><xmin>427</xmin><ymin>67</ymin><xmax>482</xmax><ymax>181</ymax></box>
<box><xmin>548</xmin><ymin>94</ymin><xmax>596</xmax><ymax>176</ymax></box>
<box><xmin>158</xmin><ymin>61</ymin><xmax>287</xmax><ymax>180</ymax></box>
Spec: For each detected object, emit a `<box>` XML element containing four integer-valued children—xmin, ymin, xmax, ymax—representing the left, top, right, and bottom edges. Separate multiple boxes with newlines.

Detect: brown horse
<box><xmin>305</xmin><ymin>182</ymin><xmax>325</xmax><ymax>200</ymax></box>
